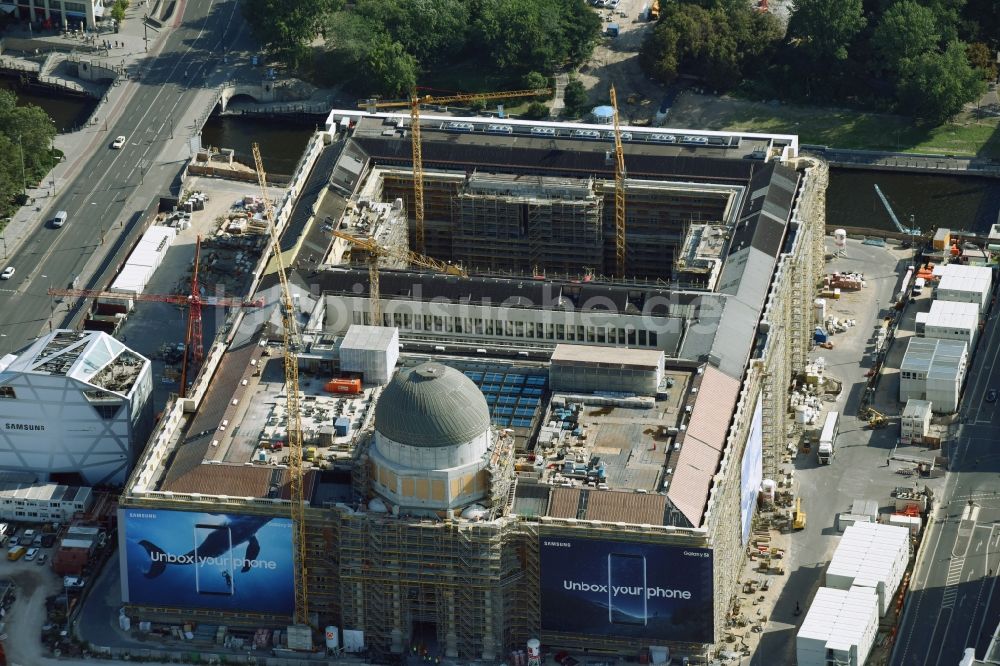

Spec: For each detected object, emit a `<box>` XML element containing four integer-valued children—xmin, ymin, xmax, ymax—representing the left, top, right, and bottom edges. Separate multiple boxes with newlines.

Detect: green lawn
<box><xmin>691</xmin><ymin>98</ymin><xmax>1000</xmax><ymax>158</ymax></box>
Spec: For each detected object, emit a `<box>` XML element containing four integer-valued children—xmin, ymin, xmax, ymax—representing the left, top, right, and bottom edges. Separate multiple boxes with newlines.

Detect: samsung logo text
<box><xmin>543</xmin><ymin>541</ymin><xmax>571</xmax><ymax>548</ymax></box>
<box><xmin>5</xmin><ymin>422</ymin><xmax>44</xmax><ymax>431</ymax></box>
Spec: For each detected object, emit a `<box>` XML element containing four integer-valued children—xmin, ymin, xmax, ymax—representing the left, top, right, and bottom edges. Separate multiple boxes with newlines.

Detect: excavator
<box><xmin>865</xmin><ymin>407</ymin><xmax>888</xmax><ymax>429</ymax></box>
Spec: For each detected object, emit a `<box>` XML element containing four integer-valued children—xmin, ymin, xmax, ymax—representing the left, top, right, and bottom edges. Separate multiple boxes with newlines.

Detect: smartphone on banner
<box><xmin>194</xmin><ymin>524</ymin><xmax>235</xmax><ymax>596</ymax></box>
<box><xmin>607</xmin><ymin>553</ymin><xmax>648</xmax><ymax>626</ymax></box>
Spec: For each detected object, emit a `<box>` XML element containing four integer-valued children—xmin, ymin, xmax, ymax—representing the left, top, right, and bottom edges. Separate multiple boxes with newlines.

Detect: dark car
<box><xmin>987</xmin><ymin>389</ymin><xmax>997</xmax><ymax>403</ymax></box>
<box><xmin>40</xmin><ymin>534</ymin><xmax>56</xmax><ymax>548</ymax></box>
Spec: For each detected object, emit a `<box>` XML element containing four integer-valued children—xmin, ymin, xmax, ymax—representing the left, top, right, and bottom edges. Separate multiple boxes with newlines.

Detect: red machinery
<box><xmin>48</xmin><ymin>237</ymin><xmax>263</xmax><ymax>396</ymax></box>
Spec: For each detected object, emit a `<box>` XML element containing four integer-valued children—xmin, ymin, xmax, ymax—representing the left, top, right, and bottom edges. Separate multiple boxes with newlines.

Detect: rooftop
<box><xmin>900</xmin><ymin>337</ymin><xmax>968</xmax><ymax>380</ymax></box>
<box><xmin>528</xmin><ymin>365</ymin><xmax>692</xmax><ymax>499</ymax></box>
<box><xmin>550</xmin><ymin>344</ymin><xmax>664</xmax><ymax>370</ymax></box>
<box><xmin>915</xmin><ymin>299</ymin><xmax>980</xmax><ymax>331</ymax></box>
<box><xmin>0</xmin><ymin>330</ymin><xmax>148</xmax><ymax>397</ymax></box>
<box><xmin>797</xmin><ymin>586</ymin><xmax>878</xmax><ymax>654</ymax></box>
<box><xmin>933</xmin><ymin>263</ymin><xmax>992</xmax><ymax>294</ymax></box>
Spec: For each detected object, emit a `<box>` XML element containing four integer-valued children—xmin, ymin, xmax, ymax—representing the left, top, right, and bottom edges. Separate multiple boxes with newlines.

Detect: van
<box><xmin>7</xmin><ymin>545</ymin><xmax>25</xmax><ymax>561</ymax></box>
<box><xmin>52</xmin><ymin>210</ymin><xmax>68</xmax><ymax>228</ymax></box>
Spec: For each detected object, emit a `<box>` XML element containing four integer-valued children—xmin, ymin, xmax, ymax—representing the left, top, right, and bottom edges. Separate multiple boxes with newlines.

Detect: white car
<box><xmin>111</xmin><ymin>135</ymin><xmax>126</xmax><ymax>149</ymax></box>
<box><xmin>0</xmin><ymin>267</ymin><xmax>14</xmax><ymax>280</ymax></box>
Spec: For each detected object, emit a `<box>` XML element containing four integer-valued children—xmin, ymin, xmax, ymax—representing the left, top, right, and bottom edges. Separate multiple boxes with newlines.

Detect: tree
<box><xmin>562</xmin><ymin>79</ymin><xmax>589</xmax><ymax>116</ymax></box>
<box><xmin>242</xmin><ymin>0</ymin><xmax>340</xmax><ymax>67</ymax></box>
<box><xmin>364</xmin><ymin>34</ymin><xmax>418</xmax><ymax>97</ymax></box>
<box><xmin>967</xmin><ymin>42</ymin><xmax>999</xmax><ymax>80</ymax></box>
<box><xmin>639</xmin><ymin>2</ymin><xmax>782</xmax><ymax>91</ymax></box>
<box><xmin>895</xmin><ymin>40</ymin><xmax>986</xmax><ymax>122</ymax></box>
<box><xmin>469</xmin><ymin>0</ymin><xmax>599</xmax><ymax>74</ymax></box>
<box><xmin>110</xmin><ymin>0</ymin><xmax>127</xmax><ymax>26</ymax></box>
<box><xmin>0</xmin><ymin>90</ymin><xmax>58</xmax><ymax>217</ymax></box>
<box><xmin>522</xmin><ymin>101</ymin><xmax>551</xmax><ymax>119</ymax></box>
<box><xmin>788</xmin><ymin>0</ymin><xmax>866</xmax><ymax>62</ymax></box>
<box><xmin>872</xmin><ymin>1</ymin><xmax>940</xmax><ymax>70</ymax></box>
<box><xmin>352</xmin><ymin>0</ymin><xmax>469</xmax><ymax>66</ymax></box>
<box><xmin>522</xmin><ymin>71</ymin><xmax>550</xmax><ymax>91</ymax></box>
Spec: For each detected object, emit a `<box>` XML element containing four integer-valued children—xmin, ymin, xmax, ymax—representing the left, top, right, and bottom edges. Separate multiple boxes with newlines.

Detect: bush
<box><xmin>522</xmin><ymin>101</ymin><xmax>551</xmax><ymax>119</ymax></box>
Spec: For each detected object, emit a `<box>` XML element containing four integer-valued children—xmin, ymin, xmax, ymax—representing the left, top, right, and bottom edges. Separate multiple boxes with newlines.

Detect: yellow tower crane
<box><xmin>359</xmin><ymin>87</ymin><xmax>553</xmax><ymax>254</ymax></box>
<box><xmin>251</xmin><ymin>143</ymin><xmax>310</xmax><ymax>629</ymax></box>
<box><xmin>333</xmin><ymin>229</ymin><xmax>467</xmax><ymax>324</ymax></box>
<box><xmin>609</xmin><ymin>84</ymin><xmax>626</xmax><ymax>278</ymax></box>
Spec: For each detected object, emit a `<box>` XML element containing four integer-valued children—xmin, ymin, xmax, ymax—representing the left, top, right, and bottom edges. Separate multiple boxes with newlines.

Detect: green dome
<box><xmin>374</xmin><ymin>362</ymin><xmax>490</xmax><ymax>448</ymax></box>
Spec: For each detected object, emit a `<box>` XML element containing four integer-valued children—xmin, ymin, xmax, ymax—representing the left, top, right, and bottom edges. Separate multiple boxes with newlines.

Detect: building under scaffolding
<box><xmin>118</xmin><ymin>115</ymin><xmax>829</xmax><ymax>663</ymax></box>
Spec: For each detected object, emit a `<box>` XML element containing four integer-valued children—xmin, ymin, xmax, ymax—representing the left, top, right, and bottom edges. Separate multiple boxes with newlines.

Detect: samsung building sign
<box><xmin>539</xmin><ymin>537</ymin><xmax>715</xmax><ymax>643</ymax></box>
<box><xmin>4</xmin><ymin>422</ymin><xmax>45</xmax><ymax>432</ymax></box>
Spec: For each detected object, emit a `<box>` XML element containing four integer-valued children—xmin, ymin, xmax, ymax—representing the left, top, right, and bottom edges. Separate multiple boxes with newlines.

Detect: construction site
<box><xmin>113</xmin><ymin>98</ymin><xmax>829</xmax><ymax>664</ymax></box>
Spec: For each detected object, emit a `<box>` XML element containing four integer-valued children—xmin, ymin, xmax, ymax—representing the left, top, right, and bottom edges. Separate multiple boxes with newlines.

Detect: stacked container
<box><xmin>825</xmin><ymin>522</ymin><xmax>910</xmax><ymax>617</ymax></box>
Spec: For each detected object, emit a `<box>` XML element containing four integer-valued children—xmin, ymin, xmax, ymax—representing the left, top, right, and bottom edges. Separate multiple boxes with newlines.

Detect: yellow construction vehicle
<box><xmin>332</xmin><ymin>229</ymin><xmax>467</xmax><ymax>324</ymax></box>
<box><xmin>866</xmin><ymin>407</ymin><xmax>888</xmax><ymax>429</ymax></box>
<box><xmin>792</xmin><ymin>497</ymin><xmax>807</xmax><ymax>530</ymax></box>
<box><xmin>359</xmin><ymin>87</ymin><xmax>552</xmax><ymax>254</ymax></box>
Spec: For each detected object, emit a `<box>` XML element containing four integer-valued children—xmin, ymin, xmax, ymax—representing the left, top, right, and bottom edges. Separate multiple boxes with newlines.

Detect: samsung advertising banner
<box><xmin>539</xmin><ymin>537</ymin><xmax>714</xmax><ymax>643</ymax></box>
<box><xmin>120</xmin><ymin>508</ymin><xmax>294</xmax><ymax>615</ymax></box>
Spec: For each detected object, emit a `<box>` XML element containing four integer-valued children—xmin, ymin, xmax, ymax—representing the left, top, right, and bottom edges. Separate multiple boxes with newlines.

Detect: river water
<box><xmin>199</xmin><ymin>114</ymin><xmax>319</xmax><ymax>177</ymax></box>
<box><xmin>826</xmin><ymin>169</ymin><xmax>1000</xmax><ymax>236</ymax></box>
<box><xmin>4</xmin><ymin>81</ymin><xmax>999</xmax><ymax>235</ymax></box>
<box><xmin>0</xmin><ymin>75</ymin><xmax>96</xmax><ymax>133</ymax></box>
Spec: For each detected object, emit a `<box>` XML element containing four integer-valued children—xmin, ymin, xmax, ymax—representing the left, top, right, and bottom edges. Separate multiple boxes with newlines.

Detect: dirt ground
<box><xmin>1</xmin><ymin>560</ymin><xmax>64</xmax><ymax>666</ymax></box>
<box><xmin>575</xmin><ymin>0</ymin><xmax>664</xmax><ymax>123</ymax></box>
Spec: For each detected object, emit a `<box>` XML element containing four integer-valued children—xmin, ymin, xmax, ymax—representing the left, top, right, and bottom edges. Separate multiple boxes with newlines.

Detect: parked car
<box><xmin>36</xmin><ymin>553</ymin><xmax>47</xmax><ymax>565</ymax></box>
<box><xmin>0</xmin><ymin>266</ymin><xmax>14</xmax><ymax>280</ymax></box>
<box><xmin>63</xmin><ymin>576</ymin><xmax>85</xmax><ymax>589</ymax></box>
<box><xmin>40</xmin><ymin>534</ymin><xmax>56</xmax><ymax>548</ymax></box>
<box><xmin>32</xmin><ymin>534</ymin><xmax>42</xmax><ymax>547</ymax></box>
<box><xmin>24</xmin><ymin>547</ymin><xmax>38</xmax><ymax>561</ymax></box>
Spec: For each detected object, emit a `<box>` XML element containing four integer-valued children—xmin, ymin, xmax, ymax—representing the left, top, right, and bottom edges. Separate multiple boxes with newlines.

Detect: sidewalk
<box><xmin>0</xmin><ymin>1</ymin><xmax>173</xmax><ymax>264</ymax></box>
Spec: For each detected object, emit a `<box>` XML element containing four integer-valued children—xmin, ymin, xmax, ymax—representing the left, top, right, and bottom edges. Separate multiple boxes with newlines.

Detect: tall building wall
<box><xmin>380</xmin><ymin>171</ymin><xmax>734</xmax><ymax>280</ymax></box>
<box><xmin>337</xmin><ymin>512</ymin><xmax>518</xmax><ymax>660</ymax></box>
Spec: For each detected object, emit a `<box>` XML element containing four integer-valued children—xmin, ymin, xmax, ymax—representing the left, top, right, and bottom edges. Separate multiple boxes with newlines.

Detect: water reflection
<box><xmin>0</xmin><ymin>75</ymin><xmax>96</xmax><ymax>133</ymax></box>
<box><xmin>827</xmin><ymin>169</ymin><xmax>1000</xmax><ymax>236</ymax></box>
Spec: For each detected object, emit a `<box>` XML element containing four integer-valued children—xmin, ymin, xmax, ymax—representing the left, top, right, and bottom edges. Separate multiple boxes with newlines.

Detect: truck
<box><xmin>818</xmin><ymin>410</ymin><xmax>839</xmax><ymax>464</ymax></box>
<box><xmin>649</xmin><ymin>0</ymin><xmax>660</xmax><ymax>19</ymax></box>
<box><xmin>7</xmin><ymin>545</ymin><xmax>26</xmax><ymax>561</ymax></box>
<box><xmin>913</xmin><ymin>277</ymin><xmax>926</xmax><ymax>295</ymax></box>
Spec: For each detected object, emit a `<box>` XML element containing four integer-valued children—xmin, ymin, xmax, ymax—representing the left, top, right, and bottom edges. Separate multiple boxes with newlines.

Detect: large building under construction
<box><xmin>118</xmin><ymin>112</ymin><xmax>828</xmax><ymax>663</ymax></box>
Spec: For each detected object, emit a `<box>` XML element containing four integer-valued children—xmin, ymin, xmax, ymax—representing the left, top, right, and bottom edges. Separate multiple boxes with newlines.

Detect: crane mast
<box><xmin>610</xmin><ymin>85</ymin><xmax>626</xmax><ymax>278</ymax></box>
<box><xmin>332</xmin><ymin>229</ymin><xmax>467</xmax><ymax>324</ymax></box>
<box><xmin>251</xmin><ymin>143</ymin><xmax>309</xmax><ymax>627</ymax></box>
<box><xmin>361</xmin><ymin>87</ymin><xmax>552</xmax><ymax>256</ymax></box>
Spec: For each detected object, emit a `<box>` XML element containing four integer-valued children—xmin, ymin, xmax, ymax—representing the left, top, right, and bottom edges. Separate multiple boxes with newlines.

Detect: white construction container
<box><xmin>888</xmin><ymin>513</ymin><xmax>922</xmax><ymax>535</ymax></box>
<box><xmin>825</xmin><ymin>522</ymin><xmax>910</xmax><ymax>616</ymax></box>
<box><xmin>339</xmin><ymin>325</ymin><xmax>400</xmax><ymax>385</ymax></box>
<box><xmin>109</xmin><ymin>264</ymin><xmax>153</xmax><ymax>296</ymax></box>
<box><xmin>797</xmin><ymin>586</ymin><xmax>878</xmax><ymax>666</ymax></box>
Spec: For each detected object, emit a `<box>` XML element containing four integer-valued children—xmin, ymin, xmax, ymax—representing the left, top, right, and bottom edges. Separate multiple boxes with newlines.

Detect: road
<box><xmin>891</xmin><ymin>281</ymin><xmax>1000</xmax><ymax>665</ymax></box>
<box><xmin>0</xmin><ymin>0</ymin><xmax>250</xmax><ymax>354</ymax></box>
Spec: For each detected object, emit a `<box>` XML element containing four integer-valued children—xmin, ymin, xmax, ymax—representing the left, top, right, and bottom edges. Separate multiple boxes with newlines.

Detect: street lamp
<box><xmin>16</xmin><ymin>134</ymin><xmax>26</xmax><ymax>198</ymax></box>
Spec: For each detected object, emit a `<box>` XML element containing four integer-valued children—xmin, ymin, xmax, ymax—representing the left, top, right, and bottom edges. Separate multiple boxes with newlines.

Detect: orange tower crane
<box><xmin>332</xmin><ymin>229</ymin><xmax>466</xmax><ymax>324</ymax></box>
<box><xmin>47</xmin><ymin>236</ymin><xmax>263</xmax><ymax>397</ymax></box>
<box><xmin>251</xmin><ymin>143</ymin><xmax>310</xmax><ymax>629</ymax></box>
<box><xmin>360</xmin><ymin>87</ymin><xmax>553</xmax><ymax>254</ymax></box>
<box><xmin>609</xmin><ymin>84</ymin><xmax>627</xmax><ymax>277</ymax></box>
